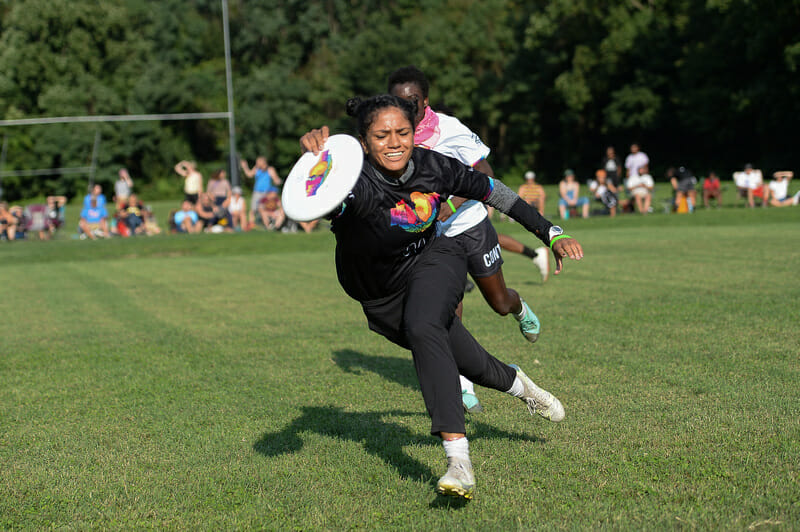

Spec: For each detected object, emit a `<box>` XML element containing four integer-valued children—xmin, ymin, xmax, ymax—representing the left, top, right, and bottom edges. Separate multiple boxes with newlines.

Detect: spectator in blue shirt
<box><xmin>79</xmin><ymin>197</ymin><xmax>110</xmax><ymax>239</ymax></box>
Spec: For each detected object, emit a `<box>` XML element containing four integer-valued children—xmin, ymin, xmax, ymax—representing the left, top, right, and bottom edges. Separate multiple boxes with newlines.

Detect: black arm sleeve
<box><xmin>484</xmin><ymin>179</ymin><xmax>553</xmax><ymax>245</ymax></box>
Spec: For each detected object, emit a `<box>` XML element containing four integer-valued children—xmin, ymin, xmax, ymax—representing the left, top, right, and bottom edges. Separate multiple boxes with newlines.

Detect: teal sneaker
<box><xmin>462</xmin><ymin>390</ymin><xmax>484</xmax><ymax>413</ymax></box>
<box><xmin>509</xmin><ymin>364</ymin><xmax>565</xmax><ymax>422</ymax></box>
<box><xmin>436</xmin><ymin>457</ymin><xmax>475</xmax><ymax>499</ymax></box>
<box><xmin>517</xmin><ymin>300</ymin><xmax>540</xmax><ymax>343</ymax></box>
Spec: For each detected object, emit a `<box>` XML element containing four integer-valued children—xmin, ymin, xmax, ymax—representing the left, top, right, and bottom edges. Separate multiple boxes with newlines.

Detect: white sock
<box><xmin>513</xmin><ymin>299</ymin><xmax>527</xmax><ymax>322</ymax></box>
<box><xmin>793</xmin><ymin>191</ymin><xmax>800</xmax><ymax>205</ymax></box>
<box><xmin>459</xmin><ymin>375</ymin><xmax>475</xmax><ymax>395</ymax></box>
<box><xmin>506</xmin><ymin>376</ymin><xmax>525</xmax><ymax>398</ymax></box>
<box><xmin>443</xmin><ymin>437</ymin><xmax>470</xmax><ymax>461</ymax></box>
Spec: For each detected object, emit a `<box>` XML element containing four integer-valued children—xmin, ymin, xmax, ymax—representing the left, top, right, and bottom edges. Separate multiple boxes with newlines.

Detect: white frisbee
<box><xmin>282</xmin><ymin>134</ymin><xmax>364</xmax><ymax>221</ymax></box>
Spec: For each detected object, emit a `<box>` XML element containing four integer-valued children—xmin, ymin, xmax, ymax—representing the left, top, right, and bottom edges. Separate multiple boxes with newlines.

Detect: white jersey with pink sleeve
<box><xmin>419</xmin><ymin>112</ymin><xmax>491</xmax><ymax>237</ymax></box>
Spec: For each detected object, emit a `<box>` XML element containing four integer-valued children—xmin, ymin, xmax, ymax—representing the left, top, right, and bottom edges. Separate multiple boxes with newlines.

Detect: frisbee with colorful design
<box><xmin>282</xmin><ymin>134</ymin><xmax>364</xmax><ymax>222</ymax></box>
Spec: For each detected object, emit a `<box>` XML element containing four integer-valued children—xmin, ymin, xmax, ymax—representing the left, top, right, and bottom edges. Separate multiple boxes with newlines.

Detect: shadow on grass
<box><xmin>253</xmin><ymin>406</ymin><xmax>437</xmax><ymax>483</ymax></box>
<box><xmin>332</xmin><ymin>349</ymin><xmax>419</xmax><ymax>390</ymax></box>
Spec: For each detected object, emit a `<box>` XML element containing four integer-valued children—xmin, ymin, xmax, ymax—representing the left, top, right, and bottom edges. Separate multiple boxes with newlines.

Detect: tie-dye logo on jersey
<box><xmin>306</xmin><ymin>150</ymin><xmax>332</xmax><ymax>197</ymax></box>
<box><xmin>390</xmin><ymin>191</ymin><xmax>441</xmax><ymax>233</ymax></box>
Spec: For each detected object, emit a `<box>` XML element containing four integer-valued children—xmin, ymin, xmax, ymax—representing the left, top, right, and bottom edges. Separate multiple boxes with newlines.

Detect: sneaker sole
<box><xmin>436</xmin><ymin>483</ymin><xmax>474</xmax><ymax>499</ymax></box>
<box><xmin>463</xmin><ymin>402</ymin><xmax>484</xmax><ymax>414</ymax></box>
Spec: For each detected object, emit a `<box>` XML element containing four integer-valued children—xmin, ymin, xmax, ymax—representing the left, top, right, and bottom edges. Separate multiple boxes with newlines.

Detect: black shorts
<box><xmin>676</xmin><ymin>177</ymin><xmax>697</xmax><ymax>193</ymax></box>
<box><xmin>448</xmin><ymin>217</ymin><xmax>503</xmax><ymax>279</ymax></box>
<box><xmin>184</xmin><ymin>193</ymin><xmax>199</xmax><ymax>204</ymax></box>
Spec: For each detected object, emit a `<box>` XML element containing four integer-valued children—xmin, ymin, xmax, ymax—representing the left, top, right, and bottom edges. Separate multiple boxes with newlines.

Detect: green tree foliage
<box><xmin>1</xmin><ymin>0</ymin><xmax>798</xmax><ymax>201</ymax></box>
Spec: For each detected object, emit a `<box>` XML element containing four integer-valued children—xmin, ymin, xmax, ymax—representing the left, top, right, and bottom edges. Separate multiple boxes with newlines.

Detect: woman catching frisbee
<box><xmin>298</xmin><ymin>94</ymin><xmax>583</xmax><ymax>499</ymax></box>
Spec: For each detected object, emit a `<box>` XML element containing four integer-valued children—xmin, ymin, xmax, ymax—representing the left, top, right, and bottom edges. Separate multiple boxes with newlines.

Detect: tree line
<box><xmin>1</xmin><ymin>0</ymin><xmax>798</xmax><ymax>201</ymax></box>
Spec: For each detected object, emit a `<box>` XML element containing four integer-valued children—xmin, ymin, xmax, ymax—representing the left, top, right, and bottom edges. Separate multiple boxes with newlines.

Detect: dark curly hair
<box><xmin>386</xmin><ymin>65</ymin><xmax>429</xmax><ymax>99</ymax></box>
<box><xmin>346</xmin><ymin>94</ymin><xmax>417</xmax><ymax>139</ymax></box>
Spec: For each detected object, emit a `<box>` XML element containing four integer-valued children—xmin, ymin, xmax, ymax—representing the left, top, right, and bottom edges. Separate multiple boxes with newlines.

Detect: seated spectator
<box><xmin>114</xmin><ymin>168</ymin><xmax>134</xmax><ymax>209</ymax></box>
<box><xmin>228</xmin><ymin>186</ymin><xmax>249</xmax><ymax>231</ymax></box>
<box><xmin>79</xmin><ymin>197</ymin><xmax>110</xmax><ymax>239</ymax></box>
<box><xmin>588</xmin><ymin>169</ymin><xmax>618</xmax><ymax>217</ymax></box>
<box><xmin>297</xmin><ymin>218</ymin><xmax>319</xmax><ymax>234</ymax></box>
<box><xmin>626</xmin><ymin>164</ymin><xmax>655</xmax><ymax>214</ymax></box>
<box><xmin>733</xmin><ymin>164</ymin><xmax>766</xmax><ymax>207</ymax></box>
<box><xmin>83</xmin><ymin>184</ymin><xmax>107</xmax><ymax>209</ymax></box>
<box><xmin>46</xmin><ymin>195</ymin><xmax>67</xmax><ymax>237</ymax></box>
<box><xmin>142</xmin><ymin>205</ymin><xmax>162</xmax><ymax>236</ymax></box>
<box><xmin>195</xmin><ymin>192</ymin><xmax>218</xmax><ymax>231</ymax></box>
<box><xmin>518</xmin><ymin>171</ymin><xmax>546</xmax><ymax>215</ymax></box>
<box><xmin>670</xmin><ymin>166</ymin><xmax>698</xmax><ymax>213</ymax></box>
<box><xmin>257</xmin><ymin>191</ymin><xmax>286</xmax><ymax>231</ymax></box>
<box><xmin>558</xmin><ymin>169</ymin><xmax>590</xmax><ymax>219</ymax></box>
<box><xmin>767</xmin><ymin>171</ymin><xmax>800</xmax><ymax>207</ymax></box>
<box><xmin>173</xmin><ymin>200</ymin><xmax>203</xmax><ymax>233</ymax></box>
<box><xmin>0</xmin><ymin>201</ymin><xmax>23</xmax><ymax>241</ymax></box>
<box><xmin>118</xmin><ymin>194</ymin><xmax>147</xmax><ymax>236</ymax></box>
<box><xmin>702</xmin><ymin>171</ymin><xmax>723</xmax><ymax>208</ymax></box>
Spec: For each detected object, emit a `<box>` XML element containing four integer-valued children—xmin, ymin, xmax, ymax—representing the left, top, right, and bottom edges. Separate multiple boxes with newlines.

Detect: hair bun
<box><xmin>345</xmin><ymin>97</ymin><xmax>363</xmax><ymax>117</ymax></box>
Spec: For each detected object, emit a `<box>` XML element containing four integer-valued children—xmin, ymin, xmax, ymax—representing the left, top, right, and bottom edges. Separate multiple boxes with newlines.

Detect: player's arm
<box><xmin>437</xmin><ymin>158</ymin><xmax>493</xmax><ymax>222</ymax></box>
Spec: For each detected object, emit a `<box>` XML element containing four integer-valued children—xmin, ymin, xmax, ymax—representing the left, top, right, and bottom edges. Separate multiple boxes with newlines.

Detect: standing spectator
<box><xmin>558</xmin><ymin>169</ymin><xmax>590</xmax><ymax>219</ymax></box>
<box><xmin>517</xmin><ymin>171</ymin><xmax>546</xmax><ymax>215</ymax></box>
<box><xmin>228</xmin><ymin>186</ymin><xmax>249</xmax><ymax>231</ymax></box>
<box><xmin>114</xmin><ymin>168</ymin><xmax>134</xmax><ymax>208</ymax></box>
<box><xmin>702</xmin><ymin>171</ymin><xmax>723</xmax><ymax>208</ymax></box>
<box><xmin>670</xmin><ymin>166</ymin><xmax>698</xmax><ymax>213</ymax></box>
<box><xmin>626</xmin><ymin>164</ymin><xmax>655</xmax><ymax>214</ymax></box>
<box><xmin>733</xmin><ymin>163</ymin><xmax>766</xmax><ymax>208</ymax></box>
<box><xmin>174</xmin><ymin>160</ymin><xmax>204</xmax><ymax>204</ymax></box>
<box><xmin>79</xmin><ymin>197</ymin><xmax>110</xmax><ymax>239</ymax></box>
<box><xmin>767</xmin><ymin>171</ymin><xmax>800</xmax><ymax>207</ymax></box>
<box><xmin>241</xmin><ymin>156</ymin><xmax>282</xmax><ymax>228</ymax></box>
<box><xmin>602</xmin><ymin>146</ymin><xmax>623</xmax><ymax>187</ymax></box>
<box><xmin>207</xmin><ymin>168</ymin><xmax>232</xmax><ymax>211</ymax></box>
<box><xmin>624</xmin><ymin>143</ymin><xmax>649</xmax><ymax>181</ymax></box>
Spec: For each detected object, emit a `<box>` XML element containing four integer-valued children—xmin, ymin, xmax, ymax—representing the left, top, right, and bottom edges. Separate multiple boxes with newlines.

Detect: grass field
<box><xmin>2</xmin><ymin>196</ymin><xmax>799</xmax><ymax>529</ymax></box>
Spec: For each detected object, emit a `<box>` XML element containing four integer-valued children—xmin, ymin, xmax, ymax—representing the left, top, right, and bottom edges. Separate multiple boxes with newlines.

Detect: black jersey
<box><xmin>332</xmin><ymin>148</ymin><xmax>494</xmax><ymax>302</ymax></box>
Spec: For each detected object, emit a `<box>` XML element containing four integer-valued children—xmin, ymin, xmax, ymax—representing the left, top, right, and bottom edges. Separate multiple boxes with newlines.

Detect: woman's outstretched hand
<box><xmin>551</xmin><ymin>237</ymin><xmax>583</xmax><ymax>275</ymax></box>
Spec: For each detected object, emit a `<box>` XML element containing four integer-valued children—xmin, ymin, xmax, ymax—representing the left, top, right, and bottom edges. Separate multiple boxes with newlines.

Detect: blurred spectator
<box><xmin>142</xmin><ymin>205</ymin><xmax>162</xmax><ymax>236</ymax></box>
<box><xmin>702</xmin><ymin>171</ymin><xmax>723</xmax><ymax>208</ymax></box>
<box><xmin>670</xmin><ymin>166</ymin><xmax>697</xmax><ymax>213</ymax></box>
<box><xmin>195</xmin><ymin>192</ymin><xmax>219</xmax><ymax>231</ymax></box>
<box><xmin>83</xmin><ymin>184</ymin><xmax>107</xmax><ymax>209</ymax></box>
<box><xmin>257</xmin><ymin>192</ymin><xmax>286</xmax><ymax>231</ymax></box>
<box><xmin>624</xmin><ymin>143</ymin><xmax>649</xmax><ymax>181</ymax></box>
<box><xmin>767</xmin><ymin>171</ymin><xmax>800</xmax><ymax>207</ymax></box>
<box><xmin>173</xmin><ymin>200</ymin><xmax>202</xmax><ymax>233</ymax></box>
<box><xmin>626</xmin><ymin>164</ymin><xmax>654</xmax><ymax>214</ymax></box>
<box><xmin>79</xmin><ymin>197</ymin><xmax>110</xmax><ymax>239</ymax></box>
<box><xmin>0</xmin><ymin>201</ymin><xmax>23</xmax><ymax>241</ymax></box>
<box><xmin>174</xmin><ymin>160</ymin><xmax>204</xmax><ymax>204</ymax></box>
<box><xmin>114</xmin><ymin>168</ymin><xmax>134</xmax><ymax>208</ymax></box>
<box><xmin>517</xmin><ymin>171</ymin><xmax>546</xmax><ymax>215</ymax></box>
<box><xmin>118</xmin><ymin>194</ymin><xmax>147</xmax><ymax>236</ymax></box>
<box><xmin>46</xmin><ymin>195</ymin><xmax>67</xmax><ymax>238</ymax></box>
<box><xmin>241</xmin><ymin>156</ymin><xmax>282</xmax><ymax>228</ymax></box>
<box><xmin>228</xmin><ymin>186</ymin><xmax>249</xmax><ymax>231</ymax></box>
<box><xmin>207</xmin><ymin>168</ymin><xmax>232</xmax><ymax>211</ymax></box>
<box><xmin>589</xmin><ymin>169</ymin><xmax>618</xmax><ymax>217</ymax></box>
<box><xmin>558</xmin><ymin>169</ymin><xmax>590</xmax><ymax>219</ymax></box>
<box><xmin>733</xmin><ymin>164</ymin><xmax>766</xmax><ymax>208</ymax></box>
<box><xmin>602</xmin><ymin>146</ymin><xmax>623</xmax><ymax>187</ymax></box>
<box><xmin>297</xmin><ymin>218</ymin><xmax>319</xmax><ymax>234</ymax></box>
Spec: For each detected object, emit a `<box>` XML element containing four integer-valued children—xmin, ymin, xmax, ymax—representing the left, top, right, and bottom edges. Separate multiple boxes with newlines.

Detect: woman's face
<box><xmin>390</xmin><ymin>82</ymin><xmax>427</xmax><ymax>127</ymax></box>
<box><xmin>361</xmin><ymin>106</ymin><xmax>414</xmax><ymax>179</ymax></box>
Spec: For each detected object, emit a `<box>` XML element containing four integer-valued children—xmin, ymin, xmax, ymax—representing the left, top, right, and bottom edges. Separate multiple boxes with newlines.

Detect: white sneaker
<box><xmin>436</xmin><ymin>457</ymin><xmax>475</xmax><ymax>499</ymax></box>
<box><xmin>509</xmin><ymin>365</ymin><xmax>565</xmax><ymax>422</ymax></box>
<box><xmin>532</xmin><ymin>247</ymin><xmax>550</xmax><ymax>282</ymax></box>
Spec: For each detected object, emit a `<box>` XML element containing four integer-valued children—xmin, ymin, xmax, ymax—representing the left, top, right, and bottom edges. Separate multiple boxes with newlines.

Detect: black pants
<box><xmin>361</xmin><ymin>237</ymin><xmax>516</xmax><ymax>435</ymax></box>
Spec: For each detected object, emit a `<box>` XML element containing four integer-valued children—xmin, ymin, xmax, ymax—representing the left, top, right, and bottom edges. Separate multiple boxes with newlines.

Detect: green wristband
<box><xmin>446</xmin><ymin>199</ymin><xmax>457</xmax><ymax>214</ymax></box>
<box><xmin>549</xmin><ymin>234</ymin><xmax>571</xmax><ymax>249</ymax></box>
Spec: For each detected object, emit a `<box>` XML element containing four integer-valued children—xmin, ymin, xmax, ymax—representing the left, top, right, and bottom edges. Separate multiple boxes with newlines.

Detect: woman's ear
<box><xmin>360</xmin><ymin>137</ymin><xmax>369</xmax><ymax>154</ymax></box>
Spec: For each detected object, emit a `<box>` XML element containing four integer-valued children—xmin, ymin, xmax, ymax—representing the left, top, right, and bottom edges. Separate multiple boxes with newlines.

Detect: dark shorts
<box><xmin>184</xmin><ymin>193</ymin><xmax>199</xmax><ymax>204</ymax></box>
<box><xmin>676</xmin><ymin>177</ymin><xmax>697</xmax><ymax>193</ymax></box>
<box><xmin>448</xmin><ymin>217</ymin><xmax>503</xmax><ymax>279</ymax></box>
